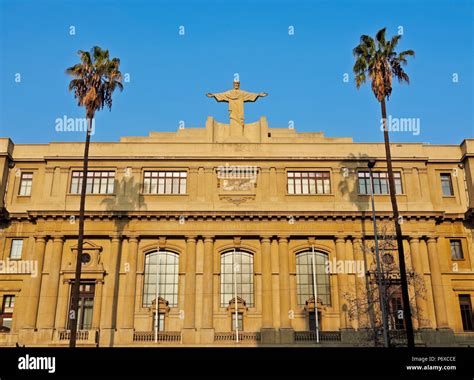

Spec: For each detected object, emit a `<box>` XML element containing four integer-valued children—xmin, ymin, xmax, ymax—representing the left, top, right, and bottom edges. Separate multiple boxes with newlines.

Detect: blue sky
<box><xmin>0</xmin><ymin>0</ymin><xmax>473</xmax><ymax>145</ymax></box>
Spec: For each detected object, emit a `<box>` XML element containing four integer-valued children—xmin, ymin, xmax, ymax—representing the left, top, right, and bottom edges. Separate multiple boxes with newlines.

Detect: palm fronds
<box><xmin>353</xmin><ymin>28</ymin><xmax>414</xmax><ymax>101</ymax></box>
<box><xmin>66</xmin><ymin>46</ymin><xmax>123</xmax><ymax>118</ymax></box>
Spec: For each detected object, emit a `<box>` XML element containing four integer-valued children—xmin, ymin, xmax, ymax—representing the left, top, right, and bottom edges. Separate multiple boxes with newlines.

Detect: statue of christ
<box><xmin>206</xmin><ymin>81</ymin><xmax>267</xmax><ymax>130</ymax></box>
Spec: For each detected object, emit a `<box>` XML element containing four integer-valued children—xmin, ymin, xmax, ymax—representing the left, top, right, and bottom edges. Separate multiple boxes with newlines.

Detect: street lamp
<box><xmin>368</xmin><ymin>159</ymin><xmax>390</xmax><ymax>347</ymax></box>
<box><xmin>154</xmin><ymin>247</ymin><xmax>160</xmax><ymax>343</ymax></box>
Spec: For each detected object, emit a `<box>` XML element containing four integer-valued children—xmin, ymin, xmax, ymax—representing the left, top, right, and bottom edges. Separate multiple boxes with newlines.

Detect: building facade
<box><xmin>0</xmin><ymin>116</ymin><xmax>473</xmax><ymax>346</ymax></box>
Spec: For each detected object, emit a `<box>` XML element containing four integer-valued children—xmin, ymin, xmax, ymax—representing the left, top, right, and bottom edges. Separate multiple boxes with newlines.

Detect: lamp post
<box><xmin>233</xmin><ymin>248</ymin><xmax>239</xmax><ymax>343</ymax></box>
<box><xmin>154</xmin><ymin>247</ymin><xmax>160</xmax><ymax>343</ymax></box>
<box><xmin>311</xmin><ymin>245</ymin><xmax>320</xmax><ymax>343</ymax></box>
<box><xmin>368</xmin><ymin>159</ymin><xmax>390</xmax><ymax>347</ymax></box>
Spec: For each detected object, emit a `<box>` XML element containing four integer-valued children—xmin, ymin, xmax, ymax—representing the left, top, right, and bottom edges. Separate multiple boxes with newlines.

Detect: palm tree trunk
<box><xmin>380</xmin><ymin>99</ymin><xmax>415</xmax><ymax>347</ymax></box>
<box><xmin>69</xmin><ymin>115</ymin><xmax>93</xmax><ymax>347</ymax></box>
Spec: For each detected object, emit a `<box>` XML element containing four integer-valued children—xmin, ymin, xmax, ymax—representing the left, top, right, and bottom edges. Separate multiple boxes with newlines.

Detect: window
<box><xmin>450</xmin><ymin>240</ymin><xmax>464</xmax><ymax>260</ymax></box>
<box><xmin>143</xmin><ymin>251</ymin><xmax>179</xmax><ymax>307</ymax></box>
<box><xmin>358</xmin><ymin>171</ymin><xmax>403</xmax><ymax>195</ymax></box>
<box><xmin>287</xmin><ymin>171</ymin><xmax>331</xmax><ymax>194</ymax></box>
<box><xmin>153</xmin><ymin>312</ymin><xmax>165</xmax><ymax>332</ymax></box>
<box><xmin>440</xmin><ymin>173</ymin><xmax>454</xmax><ymax>196</ymax></box>
<box><xmin>143</xmin><ymin>171</ymin><xmax>187</xmax><ymax>195</ymax></box>
<box><xmin>19</xmin><ymin>173</ymin><xmax>33</xmax><ymax>196</ymax></box>
<box><xmin>9</xmin><ymin>240</ymin><xmax>23</xmax><ymax>260</ymax></box>
<box><xmin>308</xmin><ymin>311</ymin><xmax>322</xmax><ymax>332</ymax></box>
<box><xmin>220</xmin><ymin>251</ymin><xmax>254</xmax><ymax>307</ymax></box>
<box><xmin>231</xmin><ymin>312</ymin><xmax>243</xmax><ymax>331</ymax></box>
<box><xmin>296</xmin><ymin>251</ymin><xmax>331</xmax><ymax>306</ymax></box>
<box><xmin>70</xmin><ymin>171</ymin><xmax>115</xmax><ymax>194</ymax></box>
<box><xmin>388</xmin><ymin>292</ymin><xmax>405</xmax><ymax>330</ymax></box>
<box><xmin>0</xmin><ymin>295</ymin><xmax>15</xmax><ymax>331</ymax></box>
<box><xmin>459</xmin><ymin>295</ymin><xmax>473</xmax><ymax>331</ymax></box>
<box><xmin>68</xmin><ymin>283</ymin><xmax>95</xmax><ymax>330</ymax></box>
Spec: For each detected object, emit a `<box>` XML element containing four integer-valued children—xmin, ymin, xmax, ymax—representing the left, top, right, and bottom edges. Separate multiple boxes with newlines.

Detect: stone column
<box><xmin>100</xmin><ymin>235</ymin><xmax>122</xmax><ymax>346</ymax></box>
<box><xmin>120</xmin><ymin>235</ymin><xmax>138</xmax><ymax>343</ymax></box>
<box><xmin>426</xmin><ymin>237</ymin><xmax>448</xmax><ymax>328</ymax></box>
<box><xmin>278</xmin><ymin>236</ymin><xmax>294</xmax><ymax>343</ymax></box>
<box><xmin>197</xmin><ymin>167</ymin><xmax>205</xmax><ymax>201</ymax></box>
<box><xmin>201</xmin><ymin>236</ymin><xmax>214</xmax><ymax>343</ymax></box>
<box><xmin>92</xmin><ymin>280</ymin><xmax>103</xmax><ymax>330</ymax></box>
<box><xmin>269</xmin><ymin>167</ymin><xmax>277</xmax><ymax>201</ymax></box>
<box><xmin>54</xmin><ymin>278</ymin><xmax>70</xmax><ymax>330</ymax></box>
<box><xmin>24</xmin><ymin>235</ymin><xmax>47</xmax><ymax>330</ymax></box>
<box><xmin>182</xmin><ymin>236</ymin><xmax>197</xmax><ymax>344</ymax></box>
<box><xmin>345</xmin><ymin>238</ymin><xmax>357</xmax><ymax>329</ymax></box>
<box><xmin>409</xmin><ymin>237</ymin><xmax>429</xmax><ymax>328</ymax></box>
<box><xmin>261</xmin><ymin>236</ymin><xmax>273</xmax><ymax>328</ymax></box>
<box><xmin>36</xmin><ymin>236</ymin><xmax>63</xmax><ymax>343</ymax></box>
<box><xmin>271</xmin><ymin>239</ymin><xmax>280</xmax><ymax>328</ymax></box>
<box><xmin>188</xmin><ymin>168</ymin><xmax>199</xmax><ymax>202</ymax></box>
<box><xmin>335</xmin><ymin>236</ymin><xmax>349</xmax><ymax>330</ymax></box>
<box><xmin>260</xmin><ymin>236</ymin><xmax>275</xmax><ymax>343</ymax></box>
<box><xmin>353</xmin><ymin>236</ymin><xmax>371</xmax><ymax>330</ymax></box>
<box><xmin>204</xmin><ymin>168</ymin><xmax>215</xmax><ymax>203</ymax></box>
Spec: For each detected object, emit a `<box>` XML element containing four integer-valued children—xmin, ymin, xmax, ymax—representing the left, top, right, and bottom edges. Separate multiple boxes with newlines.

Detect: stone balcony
<box><xmin>214</xmin><ymin>332</ymin><xmax>262</xmax><ymax>343</ymax></box>
<box><xmin>54</xmin><ymin>329</ymin><xmax>99</xmax><ymax>346</ymax></box>
<box><xmin>133</xmin><ymin>331</ymin><xmax>182</xmax><ymax>344</ymax></box>
<box><xmin>294</xmin><ymin>331</ymin><xmax>342</xmax><ymax>343</ymax></box>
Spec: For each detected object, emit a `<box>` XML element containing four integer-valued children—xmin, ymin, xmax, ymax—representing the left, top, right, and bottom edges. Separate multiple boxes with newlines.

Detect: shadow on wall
<box><xmin>101</xmin><ymin>176</ymin><xmax>147</xmax><ymax>232</ymax></box>
<box><xmin>337</xmin><ymin>152</ymin><xmax>375</xmax><ymax>340</ymax></box>
<box><xmin>99</xmin><ymin>176</ymin><xmax>147</xmax><ymax>346</ymax></box>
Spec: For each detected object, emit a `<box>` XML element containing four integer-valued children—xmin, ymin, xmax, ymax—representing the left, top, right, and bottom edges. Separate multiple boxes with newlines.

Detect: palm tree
<box><xmin>353</xmin><ymin>28</ymin><xmax>415</xmax><ymax>347</ymax></box>
<box><xmin>66</xmin><ymin>46</ymin><xmax>123</xmax><ymax>347</ymax></box>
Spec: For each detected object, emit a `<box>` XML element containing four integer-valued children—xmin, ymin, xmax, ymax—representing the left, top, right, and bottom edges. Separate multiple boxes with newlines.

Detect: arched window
<box><xmin>220</xmin><ymin>250</ymin><xmax>254</xmax><ymax>307</ymax></box>
<box><xmin>143</xmin><ymin>250</ymin><xmax>179</xmax><ymax>307</ymax></box>
<box><xmin>296</xmin><ymin>250</ymin><xmax>331</xmax><ymax>306</ymax></box>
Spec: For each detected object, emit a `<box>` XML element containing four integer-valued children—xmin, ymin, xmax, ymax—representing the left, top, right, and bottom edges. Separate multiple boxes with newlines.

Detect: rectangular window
<box><xmin>68</xmin><ymin>283</ymin><xmax>95</xmax><ymax>330</ymax></box>
<box><xmin>441</xmin><ymin>173</ymin><xmax>454</xmax><ymax>196</ymax></box>
<box><xmin>389</xmin><ymin>294</ymin><xmax>405</xmax><ymax>330</ymax></box>
<box><xmin>9</xmin><ymin>240</ymin><xmax>23</xmax><ymax>260</ymax></box>
<box><xmin>154</xmin><ymin>313</ymin><xmax>165</xmax><ymax>332</ymax></box>
<box><xmin>450</xmin><ymin>240</ymin><xmax>464</xmax><ymax>260</ymax></box>
<box><xmin>287</xmin><ymin>171</ymin><xmax>331</xmax><ymax>195</ymax></box>
<box><xmin>70</xmin><ymin>171</ymin><xmax>115</xmax><ymax>194</ymax></box>
<box><xmin>143</xmin><ymin>171</ymin><xmax>187</xmax><ymax>195</ymax></box>
<box><xmin>358</xmin><ymin>171</ymin><xmax>402</xmax><ymax>195</ymax></box>
<box><xmin>231</xmin><ymin>313</ymin><xmax>243</xmax><ymax>331</ymax></box>
<box><xmin>308</xmin><ymin>311</ymin><xmax>322</xmax><ymax>332</ymax></box>
<box><xmin>18</xmin><ymin>173</ymin><xmax>33</xmax><ymax>196</ymax></box>
<box><xmin>459</xmin><ymin>295</ymin><xmax>473</xmax><ymax>331</ymax></box>
<box><xmin>0</xmin><ymin>295</ymin><xmax>15</xmax><ymax>332</ymax></box>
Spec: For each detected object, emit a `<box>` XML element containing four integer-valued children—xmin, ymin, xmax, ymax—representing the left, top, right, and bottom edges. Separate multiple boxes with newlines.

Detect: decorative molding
<box><xmin>304</xmin><ymin>296</ymin><xmax>327</xmax><ymax>312</ymax></box>
<box><xmin>69</xmin><ymin>240</ymin><xmax>104</xmax><ymax>271</ymax></box>
<box><xmin>226</xmin><ymin>296</ymin><xmax>247</xmax><ymax>312</ymax></box>
<box><xmin>219</xmin><ymin>195</ymin><xmax>255</xmax><ymax>205</ymax></box>
<box><xmin>151</xmin><ymin>296</ymin><xmax>171</xmax><ymax>314</ymax></box>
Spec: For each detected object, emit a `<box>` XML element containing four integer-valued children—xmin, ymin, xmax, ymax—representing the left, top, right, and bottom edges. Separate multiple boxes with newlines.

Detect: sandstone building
<box><xmin>0</xmin><ymin>116</ymin><xmax>473</xmax><ymax>346</ymax></box>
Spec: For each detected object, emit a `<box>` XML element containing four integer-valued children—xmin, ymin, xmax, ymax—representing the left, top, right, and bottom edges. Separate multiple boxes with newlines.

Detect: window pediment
<box><xmin>227</xmin><ymin>296</ymin><xmax>247</xmax><ymax>312</ymax></box>
<box><xmin>305</xmin><ymin>296</ymin><xmax>326</xmax><ymax>312</ymax></box>
<box><xmin>69</xmin><ymin>241</ymin><xmax>103</xmax><ymax>269</ymax></box>
<box><xmin>151</xmin><ymin>296</ymin><xmax>170</xmax><ymax>313</ymax></box>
